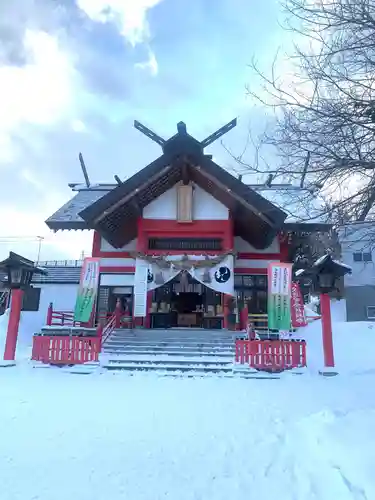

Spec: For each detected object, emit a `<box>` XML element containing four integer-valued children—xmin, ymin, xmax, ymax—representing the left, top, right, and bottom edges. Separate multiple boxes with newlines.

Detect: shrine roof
<box><xmin>45</xmin><ymin>120</ymin><xmax>330</xmax><ymax>247</ymax></box>
<box><xmin>45</xmin><ymin>185</ymin><xmax>114</xmax><ymax>231</ymax></box>
<box><xmin>77</xmin><ymin>153</ymin><xmax>287</xmax><ymax>249</ymax></box>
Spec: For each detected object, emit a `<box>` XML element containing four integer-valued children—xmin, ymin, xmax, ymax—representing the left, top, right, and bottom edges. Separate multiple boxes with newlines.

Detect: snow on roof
<box><xmin>313</xmin><ymin>254</ymin><xmax>351</xmax><ymax>271</ymax></box>
<box><xmin>45</xmin><ymin>186</ymin><xmax>113</xmax><ymax>226</ymax></box>
<box><xmin>338</xmin><ymin>221</ymin><xmax>375</xmax><ymax>245</ymax></box>
<box><xmin>0</xmin><ymin>263</ymin><xmax>82</xmax><ymax>285</ymax></box>
<box><xmin>46</xmin><ymin>181</ymin><xmax>326</xmax><ymax>229</ymax></box>
<box><xmin>249</xmin><ymin>185</ymin><xmax>326</xmax><ymax>223</ymax></box>
<box><xmin>69</xmin><ymin>183</ymin><xmax>117</xmax><ymax>191</ymax></box>
<box><xmin>332</xmin><ymin>259</ymin><xmax>352</xmax><ymax>271</ymax></box>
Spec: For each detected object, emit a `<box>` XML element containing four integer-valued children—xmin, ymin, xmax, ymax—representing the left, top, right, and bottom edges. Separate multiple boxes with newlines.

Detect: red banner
<box><xmin>291</xmin><ymin>282</ymin><xmax>307</xmax><ymax>327</ymax></box>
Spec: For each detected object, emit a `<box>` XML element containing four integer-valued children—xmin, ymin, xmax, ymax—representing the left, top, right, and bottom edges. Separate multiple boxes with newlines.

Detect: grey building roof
<box><xmin>0</xmin><ymin>262</ymin><xmax>82</xmax><ymax>286</ymax></box>
<box><xmin>46</xmin><ymin>179</ymin><xmax>328</xmax><ymax>230</ymax></box>
<box><xmin>45</xmin><ymin>185</ymin><xmax>115</xmax><ymax>231</ymax></box>
<box><xmin>250</xmin><ymin>185</ymin><xmax>326</xmax><ymax>224</ymax></box>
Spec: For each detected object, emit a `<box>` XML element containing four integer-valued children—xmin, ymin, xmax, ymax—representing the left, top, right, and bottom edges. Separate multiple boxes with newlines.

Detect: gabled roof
<box><xmin>46</xmin><ymin>186</ymin><xmax>113</xmax><ymax>231</ymax></box>
<box><xmin>46</xmin><ymin>121</ymin><xmax>331</xmax><ymax>249</ymax></box>
<box><xmin>78</xmin><ymin>155</ymin><xmax>287</xmax><ymax>249</ymax></box>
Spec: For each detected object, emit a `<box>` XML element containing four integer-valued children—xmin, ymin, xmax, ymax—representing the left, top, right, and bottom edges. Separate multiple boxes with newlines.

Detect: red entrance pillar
<box><xmin>240</xmin><ymin>305</ymin><xmax>249</xmax><ymax>331</ymax></box>
<box><xmin>3</xmin><ymin>289</ymin><xmax>24</xmax><ymax>361</ymax></box>
<box><xmin>115</xmin><ymin>298</ymin><xmax>122</xmax><ymax>329</ymax></box>
<box><xmin>320</xmin><ymin>293</ymin><xmax>335</xmax><ymax>368</ymax></box>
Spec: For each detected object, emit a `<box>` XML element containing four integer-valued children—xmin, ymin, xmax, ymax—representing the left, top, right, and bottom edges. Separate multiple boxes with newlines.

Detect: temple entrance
<box><xmin>150</xmin><ymin>272</ymin><xmax>224</xmax><ymax>329</ymax></box>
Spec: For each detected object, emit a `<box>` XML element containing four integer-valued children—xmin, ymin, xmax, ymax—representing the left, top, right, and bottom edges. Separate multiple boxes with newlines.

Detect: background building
<box><xmin>339</xmin><ymin>222</ymin><xmax>375</xmax><ymax>321</ymax></box>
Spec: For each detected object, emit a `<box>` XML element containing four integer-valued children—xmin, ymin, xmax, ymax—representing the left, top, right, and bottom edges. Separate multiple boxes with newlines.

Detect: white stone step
<box><xmin>111</xmin><ymin>329</ymin><xmax>237</xmax><ymax>338</ymax></box>
<box><xmin>101</xmin><ymin>361</ymin><xmax>234</xmax><ymax>373</ymax></box>
<box><xmin>101</xmin><ymin>327</ymin><xmax>237</xmax><ymax>375</ymax></box>
<box><xmin>102</xmin><ymin>348</ymin><xmax>234</xmax><ymax>357</ymax></box>
<box><xmin>112</xmin><ymin>330</ymin><xmax>236</xmax><ymax>339</ymax></box>
<box><xmin>103</xmin><ymin>354</ymin><xmax>233</xmax><ymax>364</ymax></box>
<box><xmin>109</xmin><ymin>338</ymin><xmax>236</xmax><ymax>345</ymax></box>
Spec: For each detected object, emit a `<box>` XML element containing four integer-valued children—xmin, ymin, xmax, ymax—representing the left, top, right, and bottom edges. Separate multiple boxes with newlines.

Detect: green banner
<box><xmin>267</xmin><ymin>263</ymin><xmax>292</xmax><ymax>331</ymax></box>
<box><xmin>74</xmin><ymin>258</ymin><xmax>100</xmax><ymax>323</ymax></box>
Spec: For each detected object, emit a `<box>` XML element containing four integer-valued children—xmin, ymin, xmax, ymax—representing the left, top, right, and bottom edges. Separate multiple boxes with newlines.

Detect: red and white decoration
<box><xmin>291</xmin><ymin>282</ymin><xmax>307</xmax><ymax>328</ymax></box>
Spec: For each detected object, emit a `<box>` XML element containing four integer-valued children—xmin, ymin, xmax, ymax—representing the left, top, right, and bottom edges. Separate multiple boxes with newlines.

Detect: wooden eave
<box><xmin>78</xmin><ymin>153</ymin><xmax>287</xmax><ymax>249</ymax></box>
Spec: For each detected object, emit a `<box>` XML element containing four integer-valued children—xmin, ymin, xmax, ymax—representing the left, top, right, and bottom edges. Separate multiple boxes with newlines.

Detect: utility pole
<box><xmin>36</xmin><ymin>236</ymin><xmax>44</xmax><ymax>263</ymax></box>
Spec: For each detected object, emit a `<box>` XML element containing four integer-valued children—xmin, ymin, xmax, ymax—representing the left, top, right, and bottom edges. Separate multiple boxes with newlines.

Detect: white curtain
<box><xmin>133</xmin><ymin>258</ymin><xmax>149</xmax><ymax>317</ymax></box>
<box><xmin>189</xmin><ymin>254</ymin><xmax>234</xmax><ymax>296</ymax></box>
<box><xmin>147</xmin><ymin>262</ymin><xmax>180</xmax><ymax>291</ymax></box>
<box><xmin>138</xmin><ymin>254</ymin><xmax>235</xmax><ymax>296</ymax></box>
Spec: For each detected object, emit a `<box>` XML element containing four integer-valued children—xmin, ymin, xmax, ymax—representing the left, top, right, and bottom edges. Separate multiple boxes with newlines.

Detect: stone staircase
<box><xmin>100</xmin><ymin>328</ymin><xmax>239</xmax><ymax>375</ymax></box>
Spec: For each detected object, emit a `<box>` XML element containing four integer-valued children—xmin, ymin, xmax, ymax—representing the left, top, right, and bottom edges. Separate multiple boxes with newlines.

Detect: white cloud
<box><xmin>19</xmin><ymin>168</ymin><xmax>45</xmax><ymax>191</ymax></box>
<box><xmin>77</xmin><ymin>0</ymin><xmax>163</xmax><ymax>46</ymax></box>
<box><xmin>0</xmin><ymin>29</ymin><xmax>78</xmax><ymax>163</ymax></box>
<box><xmin>135</xmin><ymin>48</ymin><xmax>158</xmax><ymax>76</ymax></box>
<box><xmin>71</xmin><ymin>119</ymin><xmax>87</xmax><ymax>133</ymax></box>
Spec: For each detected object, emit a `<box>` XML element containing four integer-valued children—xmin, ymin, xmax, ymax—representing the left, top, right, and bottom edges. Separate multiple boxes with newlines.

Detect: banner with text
<box><xmin>133</xmin><ymin>258</ymin><xmax>149</xmax><ymax>317</ymax></box>
<box><xmin>267</xmin><ymin>262</ymin><xmax>292</xmax><ymax>330</ymax></box>
<box><xmin>74</xmin><ymin>257</ymin><xmax>100</xmax><ymax>323</ymax></box>
<box><xmin>291</xmin><ymin>282</ymin><xmax>307</xmax><ymax>327</ymax></box>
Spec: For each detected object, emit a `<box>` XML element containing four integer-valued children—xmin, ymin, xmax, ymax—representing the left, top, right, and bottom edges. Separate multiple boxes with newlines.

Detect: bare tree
<box><xmin>240</xmin><ymin>0</ymin><xmax>375</xmax><ymax>225</ymax></box>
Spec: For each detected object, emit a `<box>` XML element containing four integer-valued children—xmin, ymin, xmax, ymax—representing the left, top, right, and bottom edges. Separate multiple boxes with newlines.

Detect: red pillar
<box><xmin>223</xmin><ymin>294</ymin><xmax>230</xmax><ymax>329</ymax></box>
<box><xmin>3</xmin><ymin>289</ymin><xmax>24</xmax><ymax>361</ymax></box>
<box><xmin>240</xmin><ymin>305</ymin><xmax>249</xmax><ymax>331</ymax></box>
<box><xmin>145</xmin><ymin>291</ymin><xmax>153</xmax><ymax>328</ymax></box>
<box><xmin>46</xmin><ymin>302</ymin><xmax>53</xmax><ymax>326</ymax></box>
<box><xmin>91</xmin><ymin>231</ymin><xmax>101</xmax><ymax>257</ymax></box>
<box><xmin>115</xmin><ymin>298</ymin><xmax>122</xmax><ymax>329</ymax></box>
<box><xmin>320</xmin><ymin>293</ymin><xmax>335</xmax><ymax>368</ymax></box>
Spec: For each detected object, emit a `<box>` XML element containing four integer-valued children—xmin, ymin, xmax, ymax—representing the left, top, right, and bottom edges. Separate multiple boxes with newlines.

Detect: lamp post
<box><xmin>296</xmin><ymin>254</ymin><xmax>351</xmax><ymax>374</ymax></box>
<box><xmin>0</xmin><ymin>252</ymin><xmax>47</xmax><ymax>361</ymax></box>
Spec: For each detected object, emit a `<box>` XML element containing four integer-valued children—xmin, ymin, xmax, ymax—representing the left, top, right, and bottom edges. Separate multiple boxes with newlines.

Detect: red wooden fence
<box><xmin>32</xmin><ymin>336</ymin><xmax>100</xmax><ymax>364</ymax></box>
<box><xmin>235</xmin><ymin>339</ymin><xmax>307</xmax><ymax>371</ymax></box>
<box><xmin>46</xmin><ymin>304</ymin><xmax>82</xmax><ymax>327</ymax></box>
<box><xmin>46</xmin><ymin>302</ymin><xmax>133</xmax><ymax>329</ymax></box>
<box><xmin>97</xmin><ymin>312</ymin><xmax>117</xmax><ymax>345</ymax></box>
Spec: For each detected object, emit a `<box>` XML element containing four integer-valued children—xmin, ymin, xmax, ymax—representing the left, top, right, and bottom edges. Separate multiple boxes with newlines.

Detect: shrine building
<box><xmin>45</xmin><ymin>120</ymin><xmax>327</xmax><ymax>330</ymax></box>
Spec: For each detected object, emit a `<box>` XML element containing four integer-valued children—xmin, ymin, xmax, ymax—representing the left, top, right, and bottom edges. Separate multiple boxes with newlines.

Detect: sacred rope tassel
<box><xmin>202</xmin><ymin>269</ymin><xmax>211</xmax><ymax>283</ymax></box>
<box><xmin>154</xmin><ymin>272</ymin><xmax>164</xmax><ymax>285</ymax></box>
<box><xmin>180</xmin><ymin>271</ymin><xmax>189</xmax><ymax>292</ymax></box>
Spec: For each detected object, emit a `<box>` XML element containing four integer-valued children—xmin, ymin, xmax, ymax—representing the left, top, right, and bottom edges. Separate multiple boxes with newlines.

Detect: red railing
<box><xmin>98</xmin><ymin>312</ymin><xmax>117</xmax><ymax>346</ymax></box>
<box><xmin>32</xmin><ymin>336</ymin><xmax>100</xmax><ymax>364</ymax></box>
<box><xmin>46</xmin><ymin>303</ymin><xmax>82</xmax><ymax>327</ymax></box>
<box><xmin>46</xmin><ymin>302</ymin><xmax>133</xmax><ymax>329</ymax></box>
<box><xmin>51</xmin><ymin>311</ymin><xmax>82</xmax><ymax>326</ymax></box>
<box><xmin>235</xmin><ymin>339</ymin><xmax>307</xmax><ymax>372</ymax></box>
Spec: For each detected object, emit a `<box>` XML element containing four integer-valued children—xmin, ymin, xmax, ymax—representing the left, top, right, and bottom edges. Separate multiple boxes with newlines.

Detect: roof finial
<box><xmin>177</xmin><ymin>122</ymin><xmax>187</xmax><ymax>134</ymax></box>
<box><xmin>201</xmin><ymin>118</ymin><xmax>237</xmax><ymax>148</ymax></box>
<box><xmin>134</xmin><ymin>120</ymin><xmax>166</xmax><ymax>147</ymax></box>
<box><xmin>78</xmin><ymin>153</ymin><xmax>91</xmax><ymax>188</ymax></box>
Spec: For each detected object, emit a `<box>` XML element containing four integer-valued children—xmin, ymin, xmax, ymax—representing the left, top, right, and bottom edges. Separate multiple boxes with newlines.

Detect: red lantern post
<box><xmin>320</xmin><ymin>293</ymin><xmax>335</xmax><ymax>368</ymax></box>
<box><xmin>3</xmin><ymin>289</ymin><xmax>24</xmax><ymax>361</ymax></box>
<box><xmin>0</xmin><ymin>252</ymin><xmax>47</xmax><ymax>362</ymax></box>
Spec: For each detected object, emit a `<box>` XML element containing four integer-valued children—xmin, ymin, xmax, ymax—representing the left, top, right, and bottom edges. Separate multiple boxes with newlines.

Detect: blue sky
<box><xmin>0</xmin><ymin>0</ymin><xmax>286</xmax><ymax>261</ymax></box>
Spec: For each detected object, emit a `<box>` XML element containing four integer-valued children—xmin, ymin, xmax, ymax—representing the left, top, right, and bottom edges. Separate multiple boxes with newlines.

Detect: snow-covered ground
<box><xmin>0</xmin><ymin>366</ymin><xmax>374</xmax><ymax>499</ymax></box>
<box><xmin>0</xmin><ymin>300</ymin><xmax>374</xmax><ymax>499</ymax></box>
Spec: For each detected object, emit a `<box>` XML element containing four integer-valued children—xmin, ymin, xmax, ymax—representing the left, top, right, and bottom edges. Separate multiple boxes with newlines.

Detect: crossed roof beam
<box><xmin>133</xmin><ymin>118</ymin><xmax>237</xmax><ymax>150</ymax></box>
